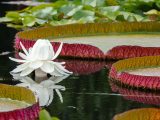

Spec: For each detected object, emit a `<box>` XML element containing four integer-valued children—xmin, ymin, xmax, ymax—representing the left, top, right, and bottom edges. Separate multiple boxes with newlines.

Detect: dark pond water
<box><xmin>0</xmin><ymin>2</ymin><xmax>160</xmax><ymax>120</ymax></box>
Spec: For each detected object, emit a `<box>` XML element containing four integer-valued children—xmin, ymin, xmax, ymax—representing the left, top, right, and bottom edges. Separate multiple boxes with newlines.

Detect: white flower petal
<box><xmin>28</xmin><ymin>48</ymin><xmax>32</xmax><ymax>54</ymax></box>
<box><xmin>11</xmin><ymin>62</ymin><xmax>29</xmax><ymax>73</ymax></box>
<box><xmin>19</xmin><ymin>52</ymin><xmax>27</xmax><ymax>59</ymax></box>
<box><xmin>55</xmin><ymin>89</ymin><xmax>63</xmax><ymax>103</ymax></box>
<box><xmin>20</xmin><ymin>76</ymin><xmax>36</xmax><ymax>84</ymax></box>
<box><xmin>20</xmin><ymin>67</ymin><xmax>34</xmax><ymax>76</ymax></box>
<box><xmin>40</xmin><ymin>80</ymin><xmax>54</xmax><ymax>87</ymax></box>
<box><xmin>34</xmin><ymin>86</ymin><xmax>50</xmax><ymax>106</ymax></box>
<box><xmin>46</xmin><ymin>89</ymin><xmax>54</xmax><ymax>106</ymax></box>
<box><xmin>59</xmin><ymin>62</ymin><xmax>65</xmax><ymax>64</ymax></box>
<box><xmin>53</xmin><ymin>69</ymin><xmax>69</xmax><ymax>76</ymax></box>
<box><xmin>55</xmin><ymin>63</ymin><xmax>72</xmax><ymax>74</ymax></box>
<box><xmin>29</xmin><ymin>40</ymin><xmax>54</xmax><ymax>60</ymax></box>
<box><xmin>52</xmin><ymin>42</ymin><xmax>63</xmax><ymax>60</ymax></box>
<box><xmin>55</xmin><ymin>63</ymin><xmax>72</xmax><ymax>75</ymax></box>
<box><xmin>10</xmin><ymin>73</ymin><xmax>22</xmax><ymax>80</ymax></box>
<box><xmin>40</xmin><ymin>61</ymin><xmax>55</xmax><ymax>73</ymax></box>
<box><xmin>50</xmin><ymin>85</ymin><xmax>65</xmax><ymax>90</ymax></box>
<box><xmin>9</xmin><ymin>57</ymin><xmax>28</xmax><ymax>63</ymax></box>
<box><xmin>29</xmin><ymin>61</ymin><xmax>43</xmax><ymax>69</ymax></box>
<box><xmin>50</xmin><ymin>69</ymin><xmax>64</xmax><ymax>76</ymax></box>
<box><xmin>20</xmin><ymin>42</ymin><xmax>29</xmax><ymax>56</ymax></box>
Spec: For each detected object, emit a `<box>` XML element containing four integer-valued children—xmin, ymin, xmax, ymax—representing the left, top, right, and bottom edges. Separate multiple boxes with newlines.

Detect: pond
<box><xmin>0</xmin><ymin>2</ymin><xmax>160</xmax><ymax>120</ymax></box>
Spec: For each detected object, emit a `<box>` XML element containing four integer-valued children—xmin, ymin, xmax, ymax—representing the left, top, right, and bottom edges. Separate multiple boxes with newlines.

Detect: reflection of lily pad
<box><xmin>56</xmin><ymin>59</ymin><xmax>105</xmax><ymax>75</ymax></box>
<box><xmin>109</xmin><ymin>56</ymin><xmax>160</xmax><ymax>90</ymax></box>
<box><xmin>110</xmin><ymin>81</ymin><xmax>160</xmax><ymax>106</ymax></box>
<box><xmin>15</xmin><ymin>22</ymin><xmax>160</xmax><ymax>59</ymax></box>
<box><xmin>0</xmin><ymin>84</ymin><xmax>40</xmax><ymax>120</ymax></box>
<box><xmin>113</xmin><ymin>108</ymin><xmax>160</xmax><ymax>120</ymax></box>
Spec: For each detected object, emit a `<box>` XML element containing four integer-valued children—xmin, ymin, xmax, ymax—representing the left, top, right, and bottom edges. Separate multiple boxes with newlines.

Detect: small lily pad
<box><xmin>0</xmin><ymin>84</ymin><xmax>40</xmax><ymax>120</ymax></box>
<box><xmin>110</xmin><ymin>56</ymin><xmax>160</xmax><ymax>90</ymax></box>
<box><xmin>113</xmin><ymin>108</ymin><xmax>160</xmax><ymax>120</ymax></box>
<box><xmin>0</xmin><ymin>17</ymin><xmax>13</xmax><ymax>22</ymax></box>
<box><xmin>6</xmin><ymin>11</ymin><xmax>20</xmax><ymax>21</ymax></box>
<box><xmin>22</xmin><ymin>16</ymin><xmax>36</xmax><ymax>27</ymax></box>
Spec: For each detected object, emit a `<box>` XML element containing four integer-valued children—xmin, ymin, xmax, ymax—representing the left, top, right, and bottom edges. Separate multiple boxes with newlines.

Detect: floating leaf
<box><xmin>50</xmin><ymin>19</ymin><xmax>76</xmax><ymax>26</ymax></box>
<box><xmin>67</xmin><ymin>5</ymin><xmax>83</xmax><ymax>17</ymax></box>
<box><xmin>96</xmin><ymin>0</ymin><xmax>106</xmax><ymax>7</ymax></box>
<box><xmin>98</xmin><ymin>6</ymin><xmax>120</xmax><ymax>20</ymax></box>
<box><xmin>127</xmin><ymin>15</ymin><xmax>137</xmax><ymax>22</ymax></box>
<box><xmin>36</xmin><ymin>18</ymin><xmax>47</xmax><ymax>25</ymax></box>
<box><xmin>156</xmin><ymin>0</ymin><xmax>160</xmax><ymax>8</ymax></box>
<box><xmin>22</xmin><ymin>15</ymin><xmax>36</xmax><ymax>27</ymax></box>
<box><xmin>0</xmin><ymin>84</ymin><xmax>40</xmax><ymax>120</ymax></box>
<box><xmin>144</xmin><ymin>9</ymin><xmax>160</xmax><ymax>15</ymax></box>
<box><xmin>72</xmin><ymin>10</ymin><xmax>95</xmax><ymax>20</ymax></box>
<box><xmin>6</xmin><ymin>11</ymin><xmax>20</xmax><ymax>20</ymax></box>
<box><xmin>7</xmin><ymin>23</ymin><xmax>24</xmax><ymax>29</ymax></box>
<box><xmin>106</xmin><ymin>0</ymin><xmax>118</xmax><ymax>6</ymax></box>
<box><xmin>82</xmin><ymin>0</ymin><xmax>96</xmax><ymax>7</ymax></box>
<box><xmin>1</xmin><ymin>0</ymin><xmax>160</xmax><ymax>29</ymax></box>
<box><xmin>33</xmin><ymin>7</ymin><xmax>57</xmax><ymax>19</ymax></box>
<box><xmin>0</xmin><ymin>17</ymin><xmax>13</xmax><ymax>22</ymax></box>
<box><xmin>120</xmin><ymin>11</ymin><xmax>144</xmax><ymax>21</ymax></box>
<box><xmin>110</xmin><ymin>56</ymin><xmax>160</xmax><ymax>89</ymax></box>
<box><xmin>16</xmin><ymin>22</ymin><xmax>160</xmax><ymax>40</ymax></box>
<box><xmin>15</xmin><ymin>22</ymin><xmax>160</xmax><ymax>60</ymax></box>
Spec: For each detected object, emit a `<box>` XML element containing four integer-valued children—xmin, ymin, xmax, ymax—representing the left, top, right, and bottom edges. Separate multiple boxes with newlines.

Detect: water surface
<box><xmin>0</xmin><ymin>3</ymin><xmax>159</xmax><ymax>120</ymax></box>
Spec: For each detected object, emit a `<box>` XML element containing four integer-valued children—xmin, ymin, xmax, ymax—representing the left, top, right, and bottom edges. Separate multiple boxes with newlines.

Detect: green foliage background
<box><xmin>1</xmin><ymin>0</ymin><xmax>160</xmax><ymax>29</ymax></box>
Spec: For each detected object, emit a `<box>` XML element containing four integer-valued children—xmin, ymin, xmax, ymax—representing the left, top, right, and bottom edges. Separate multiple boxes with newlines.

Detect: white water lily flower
<box><xmin>13</xmin><ymin>74</ymin><xmax>68</xmax><ymax>106</ymax></box>
<box><xmin>9</xmin><ymin>39</ymin><xmax>72</xmax><ymax>76</ymax></box>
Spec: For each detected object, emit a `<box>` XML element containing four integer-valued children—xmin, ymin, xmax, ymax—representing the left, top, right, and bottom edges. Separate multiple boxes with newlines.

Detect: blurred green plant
<box><xmin>0</xmin><ymin>0</ymin><xmax>160</xmax><ymax>29</ymax></box>
<box><xmin>39</xmin><ymin>109</ymin><xmax>60</xmax><ymax>120</ymax></box>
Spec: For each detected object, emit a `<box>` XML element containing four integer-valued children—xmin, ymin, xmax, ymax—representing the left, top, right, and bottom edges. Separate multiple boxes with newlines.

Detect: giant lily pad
<box><xmin>113</xmin><ymin>108</ymin><xmax>160</xmax><ymax>120</ymax></box>
<box><xmin>15</xmin><ymin>22</ymin><xmax>160</xmax><ymax>60</ymax></box>
<box><xmin>0</xmin><ymin>84</ymin><xmax>40</xmax><ymax>120</ymax></box>
<box><xmin>109</xmin><ymin>56</ymin><xmax>160</xmax><ymax>90</ymax></box>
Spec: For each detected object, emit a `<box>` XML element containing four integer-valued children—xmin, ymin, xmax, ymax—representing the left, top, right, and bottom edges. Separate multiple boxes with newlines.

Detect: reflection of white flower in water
<box><xmin>13</xmin><ymin>74</ymin><xmax>68</xmax><ymax>106</ymax></box>
<box><xmin>9</xmin><ymin>39</ymin><xmax>72</xmax><ymax>76</ymax></box>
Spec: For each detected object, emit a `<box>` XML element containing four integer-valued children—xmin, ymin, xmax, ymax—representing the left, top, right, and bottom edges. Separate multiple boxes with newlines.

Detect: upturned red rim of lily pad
<box><xmin>0</xmin><ymin>84</ymin><xmax>40</xmax><ymax>120</ymax></box>
<box><xmin>15</xmin><ymin>22</ymin><xmax>160</xmax><ymax>60</ymax></box>
<box><xmin>113</xmin><ymin>108</ymin><xmax>160</xmax><ymax>120</ymax></box>
<box><xmin>109</xmin><ymin>56</ymin><xmax>160</xmax><ymax>90</ymax></box>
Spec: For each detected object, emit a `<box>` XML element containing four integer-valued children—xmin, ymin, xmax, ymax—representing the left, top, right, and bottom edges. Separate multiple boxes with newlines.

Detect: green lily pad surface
<box><xmin>53</xmin><ymin>34</ymin><xmax>160</xmax><ymax>53</ymax></box>
<box><xmin>0</xmin><ymin>98</ymin><xmax>30</xmax><ymax>112</ymax></box>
